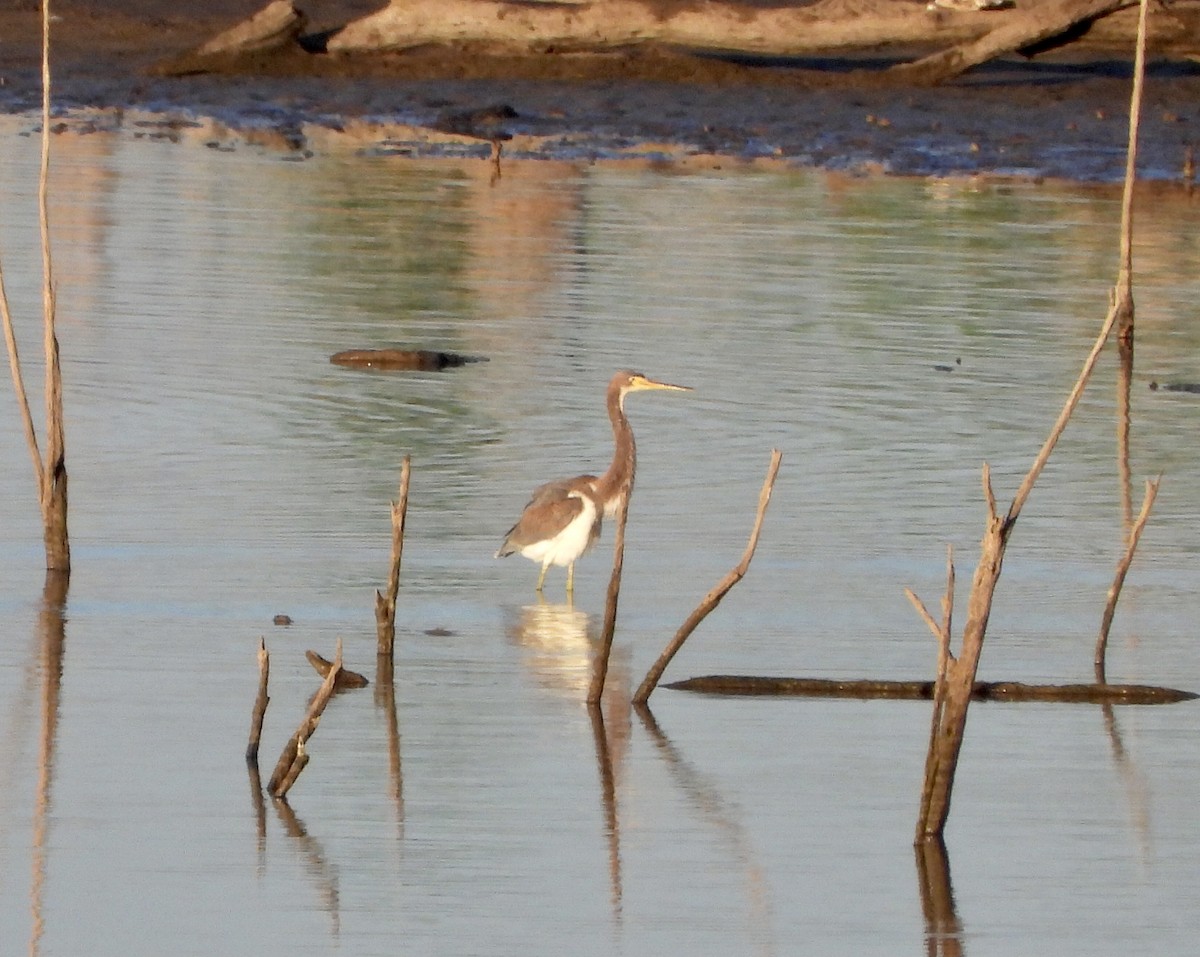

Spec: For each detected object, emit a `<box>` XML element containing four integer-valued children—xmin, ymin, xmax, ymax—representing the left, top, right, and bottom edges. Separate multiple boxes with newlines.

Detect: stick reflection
<box><xmin>29</xmin><ymin>573</ymin><xmax>68</xmax><ymax>957</ymax></box>
<box><xmin>914</xmin><ymin>837</ymin><xmax>964</xmax><ymax>957</ymax></box>
<box><xmin>635</xmin><ymin>705</ymin><xmax>775</xmax><ymax>957</ymax></box>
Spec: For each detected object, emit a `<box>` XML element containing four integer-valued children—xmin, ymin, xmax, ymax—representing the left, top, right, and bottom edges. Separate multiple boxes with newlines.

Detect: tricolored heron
<box><xmin>495</xmin><ymin>370</ymin><xmax>691</xmax><ymax>593</ymax></box>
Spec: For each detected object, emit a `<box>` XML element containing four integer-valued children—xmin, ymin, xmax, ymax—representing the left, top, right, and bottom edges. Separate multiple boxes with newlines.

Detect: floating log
<box><xmin>1149</xmin><ymin>381</ymin><xmax>1200</xmax><ymax>394</ymax></box>
<box><xmin>305</xmin><ymin>649</ymin><xmax>369</xmax><ymax>690</ymax></box>
<box><xmin>330</xmin><ymin>348</ymin><xmax>486</xmax><ymax>372</ymax></box>
<box><xmin>665</xmin><ymin>675</ymin><xmax>1197</xmax><ymax>705</ymax></box>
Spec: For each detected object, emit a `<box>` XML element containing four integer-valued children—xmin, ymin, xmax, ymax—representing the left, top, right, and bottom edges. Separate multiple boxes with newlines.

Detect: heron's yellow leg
<box><xmin>536</xmin><ymin>564</ymin><xmax>549</xmax><ymax>592</ymax></box>
<box><xmin>566</xmin><ymin>562</ymin><xmax>575</xmax><ymax>594</ymax></box>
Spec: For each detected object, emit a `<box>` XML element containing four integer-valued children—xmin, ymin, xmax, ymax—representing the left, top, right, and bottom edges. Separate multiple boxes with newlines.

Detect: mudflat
<box><xmin>0</xmin><ymin>0</ymin><xmax>1197</xmax><ymax>181</ymax></box>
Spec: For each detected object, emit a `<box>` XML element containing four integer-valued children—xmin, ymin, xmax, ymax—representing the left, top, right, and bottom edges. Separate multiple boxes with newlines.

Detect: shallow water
<box><xmin>1</xmin><ymin>121</ymin><xmax>1199</xmax><ymax>956</ymax></box>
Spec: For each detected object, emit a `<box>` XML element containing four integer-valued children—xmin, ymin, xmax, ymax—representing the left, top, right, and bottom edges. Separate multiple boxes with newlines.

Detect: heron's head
<box><xmin>614</xmin><ymin>370</ymin><xmax>693</xmax><ymax>399</ymax></box>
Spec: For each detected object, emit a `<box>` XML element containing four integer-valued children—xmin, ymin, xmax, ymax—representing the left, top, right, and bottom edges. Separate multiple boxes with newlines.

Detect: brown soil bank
<box><xmin>0</xmin><ymin>1</ymin><xmax>1198</xmax><ymax>181</ymax></box>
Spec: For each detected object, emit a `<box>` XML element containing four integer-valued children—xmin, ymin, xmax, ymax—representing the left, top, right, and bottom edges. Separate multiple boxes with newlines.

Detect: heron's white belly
<box><xmin>520</xmin><ymin>495</ymin><xmax>599</xmax><ymax>567</ymax></box>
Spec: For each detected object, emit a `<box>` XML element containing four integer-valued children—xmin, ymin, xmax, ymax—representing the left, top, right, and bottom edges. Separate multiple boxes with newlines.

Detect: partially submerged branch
<box><xmin>375</xmin><ymin>456</ymin><xmax>411</xmax><ymax>658</ymax></box>
<box><xmin>587</xmin><ymin>494</ymin><xmax>631</xmax><ymax>706</ymax></box>
<box><xmin>633</xmin><ymin>450</ymin><xmax>782</xmax><ymax>705</ymax></box>
<box><xmin>246</xmin><ymin>637</ymin><xmax>271</xmax><ymax>763</ymax></box>
<box><xmin>1096</xmin><ymin>476</ymin><xmax>1160</xmax><ymax>671</ymax></box>
<box><xmin>1</xmin><ymin>0</ymin><xmax>69</xmax><ymax>575</ymax></box>
<box><xmin>909</xmin><ymin>0</ymin><xmax>1152</xmax><ymax>843</ymax></box>
<box><xmin>267</xmin><ymin>639</ymin><xmax>344</xmax><ymax>798</ymax></box>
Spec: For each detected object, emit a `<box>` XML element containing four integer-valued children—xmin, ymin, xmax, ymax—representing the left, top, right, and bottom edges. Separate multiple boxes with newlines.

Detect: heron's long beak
<box><xmin>632</xmin><ymin>375</ymin><xmax>692</xmax><ymax>393</ymax></box>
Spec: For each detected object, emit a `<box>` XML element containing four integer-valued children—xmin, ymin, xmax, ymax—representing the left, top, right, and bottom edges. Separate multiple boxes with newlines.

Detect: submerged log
<box><xmin>330</xmin><ymin>348</ymin><xmax>486</xmax><ymax>371</ymax></box>
<box><xmin>665</xmin><ymin>674</ymin><xmax>1197</xmax><ymax>704</ymax></box>
<box><xmin>305</xmin><ymin>649</ymin><xmax>370</xmax><ymax>690</ymax></box>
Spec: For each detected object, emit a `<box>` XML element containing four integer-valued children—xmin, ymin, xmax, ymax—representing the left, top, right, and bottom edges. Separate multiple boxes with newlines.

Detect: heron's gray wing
<box><xmin>496</xmin><ymin>488</ymin><xmax>588</xmax><ymax>555</ymax></box>
<box><xmin>528</xmin><ymin>474</ymin><xmax>598</xmax><ymax>505</ymax></box>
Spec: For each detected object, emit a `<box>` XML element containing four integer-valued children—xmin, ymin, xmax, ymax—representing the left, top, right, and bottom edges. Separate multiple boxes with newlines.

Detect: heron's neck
<box><xmin>595</xmin><ymin>386</ymin><xmax>634</xmax><ymax>509</ymax></box>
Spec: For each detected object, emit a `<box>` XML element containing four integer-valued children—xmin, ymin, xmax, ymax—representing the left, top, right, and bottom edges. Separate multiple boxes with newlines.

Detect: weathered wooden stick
<box><xmin>1096</xmin><ymin>475</ymin><xmax>1160</xmax><ymax>669</ymax></box>
<box><xmin>274</xmin><ymin>743</ymin><xmax>310</xmax><ymax>798</ymax></box>
<box><xmin>1116</xmin><ymin>337</ymin><xmax>1134</xmax><ymax>532</ymax></box>
<box><xmin>376</xmin><ymin>455</ymin><xmax>411</xmax><ymax>658</ymax></box>
<box><xmin>1114</xmin><ymin>0</ymin><xmax>1147</xmax><ymax>531</ymax></box>
<box><xmin>246</xmin><ymin>637</ymin><xmax>271</xmax><ymax>762</ymax></box>
<box><xmin>911</xmin><ymin>546</ymin><xmax>957</xmax><ymax>838</ymax></box>
<box><xmin>587</xmin><ymin>494</ymin><xmax>631</xmax><ymax>706</ymax></box>
<box><xmin>0</xmin><ymin>1</ymin><xmax>70</xmax><ymax>574</ymax></box>
<box><xmin>664</xmin><ymin>675</ymin><xmax>1195</xmax><ymax>704</ymax></box>
<box><xmin>268</xmin><ymin>639</ymin><xmax>344</xmax><ymax>798</ymax></box>
<box><xmin>633</xmin><ymin>450</ymin><xmax>782</xmax><ymax>705</ymax></box>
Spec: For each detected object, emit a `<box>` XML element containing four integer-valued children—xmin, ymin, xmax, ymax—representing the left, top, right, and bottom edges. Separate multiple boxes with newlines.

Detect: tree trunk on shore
<box><xmin>327</xmin><ymin>0</ymin><xmax>991</xmax><ymax>56</ymax></box>
<box><xmin>325</xmin><ymin>0</ymin><xmax>1196</xmax><ymax>64</ymax></box>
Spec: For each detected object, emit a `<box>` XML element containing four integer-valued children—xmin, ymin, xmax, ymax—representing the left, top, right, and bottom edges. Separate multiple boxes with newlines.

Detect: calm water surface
<box><xmin>1</xmin><ymin>120</ymin><xmax>1199</xmax><ymax>956</ymax></box>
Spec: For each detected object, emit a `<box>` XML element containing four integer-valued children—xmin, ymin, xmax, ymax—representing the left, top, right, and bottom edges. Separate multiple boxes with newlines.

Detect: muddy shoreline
<box><xmin>0</xmin><ymin>2</ymin><xmax>1198</xmax><ymax>181</ymax></box>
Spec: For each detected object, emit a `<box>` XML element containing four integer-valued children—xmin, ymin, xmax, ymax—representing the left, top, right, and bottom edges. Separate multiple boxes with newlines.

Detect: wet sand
<box><xmin>0</xmin><ymin>1</ymin><xmax>1198</xmax><ymax>181</ymax></box>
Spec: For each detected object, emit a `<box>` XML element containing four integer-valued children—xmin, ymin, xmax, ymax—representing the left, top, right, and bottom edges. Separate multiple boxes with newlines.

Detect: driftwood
<box><xmin>633</xmin><ymin>450</ymin><xmax>781</xmax><ymax>705</ymax></box>
<box><xmin>305</xmin><ymin>649</ymin><xmax>370</xmax><ymax>690</ymax></box>
<box><xmin>326</xmin><ymin>0</ymin><xmax>1186</xmax><ymax>60</ymax></box>
<box><xmin>327</xmin><ymin>0</ymin><xmax>986</xmax><ymax>56</ymax></box>
<box><xmin>267</xmin><ymin>639</ymin><xmax>345</xmax><ymax>798</ymax></box>
<box><xmin>375</xmin><ymin>456</ymin><xmax>411</xmax><ymax>658</ymax></box>
<box><xmin>246</xmin><ymin>637</ymin><xmax>271</xmax><ymax>762</ymax></box>
<box><xmin>197</xmin><ymin>0</ymin><xmax>306</xmax><ymax>56</ymax></box>
<box><xmin>888</xmin><ymin>0</ymin><xmax>1133</xmax><ymax>84</ymax></box>
<box><xmin>330</xmin><ymin>349</ymin><xmax>485</xmax><ymax>372</ymax></box>
<box><xmin>664</xmin><ymin>674</ymin><xmax>1196</xmax><ymax>704</ymax></box>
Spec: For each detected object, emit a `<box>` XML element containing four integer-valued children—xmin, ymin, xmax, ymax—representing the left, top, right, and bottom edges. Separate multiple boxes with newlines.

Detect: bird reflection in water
<box><xmin>496</xmin><ymin>370</ymin><xmax>691</xmax><ymax>594</ymax></box>
<box><xmin>507</xmin><ymin>596</ymin><xmax>632</xmax><ymax>919</ymax></box>
<box><xmin>506</xmin><ymin>598</ymin><xmax>632</xmax><ymax>770</ymax></box>
<box><xmin>506</xmin><ymin>598</ymin><xmax>626</xmax><ymax>701</ymax></box>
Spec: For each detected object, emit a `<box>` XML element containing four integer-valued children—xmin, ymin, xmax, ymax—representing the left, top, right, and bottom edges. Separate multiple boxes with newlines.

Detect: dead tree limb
<box><xmin>910</xmin><ymin>0</ymin><xmax>1151</xmax><ymax>843</ymax></box>
<box><xmin>889</xmin><ymin>0</ymin><xmax>1132</xmax><ymax>85</ymax></box>
<box><xmin>0</xmin><ymin>0</ymin><xmax>69</xmax><ymax>575</ymax></box>
<box><xmin>1096</xmin><ymin>475</ymin><xmax>1160</xmax><ymax>672</ymax></box>
<box><xmin>246</xmin><ymin>637</ymin><xmax>271</xmax><ymax>763</ymax></box>
<box><xmin>587</xmin><ymin>494</ymin><xmax>631</xmax><ymax>706</ymax></box>
<box><xmin>633</xmin><ymin>450</ymin><xmax>782</xmax><ymax>706</ymax></box>
<box><xmin>268</xmin><ymin>639</ymin><xmax>344</xmax><ymax>798</ymax></box>
<box><xmin>376</xmin><ymin>455</ymin><xmax>411</xmax><ymax>659</ymax></box>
